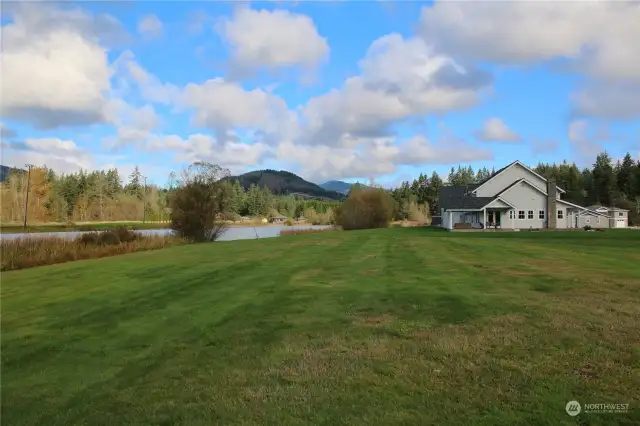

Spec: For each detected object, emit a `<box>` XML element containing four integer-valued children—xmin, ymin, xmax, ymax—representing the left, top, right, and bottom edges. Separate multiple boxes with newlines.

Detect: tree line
<box><xmin>0</xmin><ymin>164</ymin><xmax>340</xmax><ymax>225</ymax></box>
<box><xmin>385</xmin><ymin>152</ymin><xmax>640</xmax><ymax>224</ymax></box>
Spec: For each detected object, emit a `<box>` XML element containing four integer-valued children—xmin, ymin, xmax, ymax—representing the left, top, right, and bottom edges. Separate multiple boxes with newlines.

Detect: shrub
<box><xmin>112</xmin><ymin>226</ymin><xmax>138</xmax><ymax>243</ymax></box>
<box><xmin>170</xmin><ymin>179</ymin><xmax>228</xmax><ymax>242</ymax></box>
<box><xmin>284</xmin><ymin>218</ymin><xmax>293</xmax><ymax>226</ymax></box>
<box><xmin>99</xmin><ymin>231</ymin><xmax>121</xmax><ymax>245</ymax></box>
<box><xmin>334</xmin><ymin>188</ymin><xmax>393</xmax><ymax>230</ymax></box>
<box><xmin>79</xmin><ymin>232</ymin><xmax>100</xmax><ymax>245</ymax></box>
<box><xmin>584</xmin><ymin>225</ymin><xmax>592</xmax><ymax>231</ymax></box>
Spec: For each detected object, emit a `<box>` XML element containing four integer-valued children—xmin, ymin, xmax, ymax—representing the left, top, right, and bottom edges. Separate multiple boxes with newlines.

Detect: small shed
<box><xmin>270</xmin><ymin>215</ymin><xmax>287</xmax><ymax>224</ymax></box>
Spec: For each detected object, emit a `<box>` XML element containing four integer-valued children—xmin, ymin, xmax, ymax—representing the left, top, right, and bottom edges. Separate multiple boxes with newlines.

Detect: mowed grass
<box><xmin>2</xmin><ymin>228</ymin><xmax>640</xmax><ymax>425</ymax></box>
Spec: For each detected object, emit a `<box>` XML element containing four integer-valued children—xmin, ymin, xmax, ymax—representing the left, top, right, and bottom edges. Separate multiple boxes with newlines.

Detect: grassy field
<box><xmin>2</xmin><ymin>228</ymin><xmax>639</xmax><ymax>425</ymax></box>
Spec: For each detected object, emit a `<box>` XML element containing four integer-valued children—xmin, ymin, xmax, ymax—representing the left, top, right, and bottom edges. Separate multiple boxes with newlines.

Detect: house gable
<box><xmin>473</xmin><ymin>161</ymin><xmax>564</xmax><ymax>198</ymax></box>
<box><xmin>498</xmin><ymin>179</ymin><xmax>548</xmax><ymax>210</ymax></box>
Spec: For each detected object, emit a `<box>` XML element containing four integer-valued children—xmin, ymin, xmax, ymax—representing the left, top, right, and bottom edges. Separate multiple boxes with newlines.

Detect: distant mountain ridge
<box><xmin>319</xmin><ymin>180</ymin><xmax>373</xmax><ymax>194</ymax></box>
<box><xmin>226</xmin><ymin>170</ymin><xmax>344</xmax><ymax>201</ymax></box>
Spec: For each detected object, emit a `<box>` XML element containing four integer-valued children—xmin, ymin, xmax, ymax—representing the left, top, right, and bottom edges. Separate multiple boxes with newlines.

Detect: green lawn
<box><xmin>2</xmin><ymin>228</ymin><xmax>640</xmax><ymax>425</ymax></box>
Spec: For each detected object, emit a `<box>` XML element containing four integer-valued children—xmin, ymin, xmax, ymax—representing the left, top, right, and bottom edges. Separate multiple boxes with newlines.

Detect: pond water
<box><xmin>0</xmin><ymin>225</ymin><xmax>332</xmax><ymax>242</ymax></box>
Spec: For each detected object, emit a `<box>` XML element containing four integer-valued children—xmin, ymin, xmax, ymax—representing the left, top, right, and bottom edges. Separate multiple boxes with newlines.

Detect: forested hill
<box><xmin>226</xmin><ymin>170</ymin><xmax>344</xmax><ymax>201</ymax></box>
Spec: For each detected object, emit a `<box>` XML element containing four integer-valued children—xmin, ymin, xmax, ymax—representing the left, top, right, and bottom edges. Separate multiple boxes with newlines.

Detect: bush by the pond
<box><xmin>334</xmin><ymin>187</ymin><xmax>393</xmax><ymax>230</ymax></box>
<box><xmin>1</xmin><ymin>231</ymin><xmax>185</xmax><ymax>271</ymax></box>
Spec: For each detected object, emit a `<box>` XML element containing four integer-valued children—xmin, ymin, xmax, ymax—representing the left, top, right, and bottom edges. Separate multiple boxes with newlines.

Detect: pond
<box><xmin>0</xmin><ymin>225</ymin><xmax>333</xmax><ymax>242</ymax></box>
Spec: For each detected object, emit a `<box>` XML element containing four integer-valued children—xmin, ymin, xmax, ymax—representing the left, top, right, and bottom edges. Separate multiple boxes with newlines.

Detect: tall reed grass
<box><xmin>1</xmin><ymin>228</ymin><xmax>184</xmax><ymax>271</ymax></box>
<box><xmin>279</xmin><ymin>227</ymin><xmax>336</xmax><ymax>237</ymax></box>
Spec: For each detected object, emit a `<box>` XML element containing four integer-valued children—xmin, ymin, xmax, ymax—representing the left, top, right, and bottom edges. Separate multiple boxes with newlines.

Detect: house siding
<box><xmin>474</xmin><ymin>163</ymin><xmax>553</xmax><ymax>198</ymax></box>
<box><xmin>578</xmin><ymin>212</ymin><xmax>610</xmax><ymax>229</ymax></box>
<box><xmin>500</xmin><ymin>181</ymin><xmax>567</xmax><ymax>229</ymax></box>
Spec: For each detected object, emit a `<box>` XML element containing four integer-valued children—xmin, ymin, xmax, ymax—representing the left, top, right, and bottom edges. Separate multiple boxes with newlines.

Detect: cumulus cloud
<box><xmin>474</xmin><ymin>118</ymin><xmax>521</xmax><ymax>143</ymax></box>
<box><xmin>146</xmin><ymin>133</ymin><xmax>270</xmax><ymax>174</ymax></box>
<box><xmin>298</xmin><ymin>34</ymin><xmax>491</xmax><ymax>148</ymax></box>
<box><xmin>568</xmin><ymin>120</ymin><xmax>604</xmax><ymax>165</ymax></box>
<box><xmin>137</xmin><ymin>14</ymin><xmax>163</xmax><ymax>39</ymax></box>
<box><xmin>419</xmin><ymin>2</ymin><xmax>640</xmax><ymax>82</ymax></box>
<box><xmin>218</xmin><ymin>8</ymin><xmax>329</xmax><ymax>74</ymax></box>
<box><xmin>0</xmin><ymin>4</ymin><xmax>131</xmax><ymax>129</ymax></box>
<box><xmin>276</xmin><ymin>134</ymin><xmax>492</xmax><ymax>181</ymax></box>
<box><xmin>572</xmin><ymin>82</ymin><xmax>640</xmax><ymax>120</ymax></box>
<box><xmin>1</xmin><ymin>137</ymin><xmax>95</xmax><ymax>173</ymax></box>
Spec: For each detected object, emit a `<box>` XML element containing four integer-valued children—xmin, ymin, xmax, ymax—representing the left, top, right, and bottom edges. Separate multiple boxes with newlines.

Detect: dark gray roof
<box><xmin>439</xmin><ymin>185</ymin><xmax>495</xmax><ymax>210</ymax></box>
<box><xmin>444</xmin><ymin>197</ymin><xmax>496</xmax><ymax>210</ymax></box>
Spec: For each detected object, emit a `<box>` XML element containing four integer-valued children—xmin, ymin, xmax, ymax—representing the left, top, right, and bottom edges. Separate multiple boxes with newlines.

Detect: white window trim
<box><xmin>518</xmin><ymin>210</ymin><xmax>525</xmax><ymax>220</ymax></box>
<box><xmin>527</xmin><ymin>210</ymin><xmax>534</xmax><ymax>219</ymax></box>
<box><xmin>509</xmin><ymin>210</ymin><xmax>515</xmax><ymax>219</ymax></box>
<box><xmin>557</xmin><ymin>210</ymin><xmax>564</xmax><ymax>219</ymax></box>
<box><xmin>538</xmin><ymin>210</ymin><xmax>545</xmax><ymax>220</ymax></box>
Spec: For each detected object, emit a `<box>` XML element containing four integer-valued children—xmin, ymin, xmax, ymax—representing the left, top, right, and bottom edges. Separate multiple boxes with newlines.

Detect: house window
<box><xmin>528</xmin><ymin>210</ymin><xmax>534</xmax><ymax>219</ymax></box>
<box><xmin>538</xmin><ymin>210</ymin><xmax>545</xmax><ymax>220</ymax></box>
<box><xmin>619</xmin><ymin>212</ymin><xmax>624</xmax><ymax>217</ymax></box>
<box><xmin>509</xmin><ymin>210</ymin><xmax>515</xmax><ymax>220</ymax></box>
<box><xmin>557</xmin><ymin>210</ymin><xmax>564</xmax><ymax>219</ymax></box>
<box><xmin>518</xmin><ymin>210</ymin><xmax>525</xmax><ymax>219</ymax></box>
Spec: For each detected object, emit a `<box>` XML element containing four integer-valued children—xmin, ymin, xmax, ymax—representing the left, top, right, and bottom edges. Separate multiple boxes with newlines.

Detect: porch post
<box><xmin>449</xmin><ymin>210</ymin><xmax>453</xmax><ymax>229</ymax></box>
<box><xmin>483</xmin><ymin>208</ymin><xmax>487</xmax><ymax>230</ymax></box>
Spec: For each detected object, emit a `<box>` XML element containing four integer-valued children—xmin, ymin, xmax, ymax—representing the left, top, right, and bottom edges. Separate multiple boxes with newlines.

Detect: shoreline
<box><xmin>0</xmin><ymin>220</ymin><xmax>326</xmax><ymax>234</ymax></box>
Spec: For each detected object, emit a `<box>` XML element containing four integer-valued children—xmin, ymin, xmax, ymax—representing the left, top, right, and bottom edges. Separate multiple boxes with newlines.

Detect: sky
<box><xmin>1</xmin><ymin>0</ymin><xmax>639</xmax><ymax>188</ymax></box>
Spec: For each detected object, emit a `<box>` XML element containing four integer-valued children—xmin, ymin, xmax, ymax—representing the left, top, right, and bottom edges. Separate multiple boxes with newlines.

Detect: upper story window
<box><xmin>619</xmin><ymin>212</ymin><xmax>624</xmax><ymax>217</ymax></box>
<box><xmin>557</xmin><ymin>210</ymin><xmax>564</xmax><ymax>219</ymax></box>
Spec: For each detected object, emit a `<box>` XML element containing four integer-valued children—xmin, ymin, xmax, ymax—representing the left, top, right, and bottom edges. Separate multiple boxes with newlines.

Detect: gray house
<box><xmin>587</xmin><ymin>205</ymin><xmax>629</xmax><ymax>228</ymax></box>
<box><xmin>439</xmin><ymin>160</ymin><xmax>611</xmax><ymax>230</ymax></box>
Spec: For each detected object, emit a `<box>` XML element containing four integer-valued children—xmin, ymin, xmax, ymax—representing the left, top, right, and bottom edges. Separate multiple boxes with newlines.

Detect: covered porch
<box><xmin>443</xmin><ymin>198</ymin><xmax>516</xmax><ymax>230</ymax></box>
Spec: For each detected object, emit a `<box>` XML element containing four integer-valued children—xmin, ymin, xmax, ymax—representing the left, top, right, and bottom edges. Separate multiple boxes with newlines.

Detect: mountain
<box><xmin>320</xmin><ymin>180</ymin><xmax>373</xmax><ymax>194</ymax></box>
<box><xmin>0</xmin><ymin>165</ymin><xmax>24</xmax><ymax>182</ymax></box>
<box><xmin>227</xmin><ymin>170</ymin><xmax>344</xmax><ymax>201</ymax></box>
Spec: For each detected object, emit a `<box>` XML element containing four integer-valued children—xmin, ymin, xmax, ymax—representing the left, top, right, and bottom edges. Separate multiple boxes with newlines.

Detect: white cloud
<box><xmin>572</xmin><ymin>82</ymin><xmax>640</xmax><ymax>120</ymax></box>
<box><xmin>103</xmin><ymin>101</ymin><xmax>161</xmax><ymax>149</ymax></box>
<box><xmin>568</xmin><ymin>120</ymin><xmax>603</xmax><ymax>165</ymax></box>
<box><xmin>298</xmin><ymin>33</ymin><xmax>491</xmax><ymax>148</ymax></box>
<box><xmin>474</xmin><ymin>118</ymin><xmax>521</xmax><ymax>143</ymax></box>
<box><xmin>146</xmin><ymin>133</ymin><xmax>269</xmax><ymax>174</ymax></box>
<box><xmin>419</xmin><ymin>2</ymin><xmax>640</xmax><ymax>83</ymax></box>
<box><xmin>276</xmin><ymin>134</ymin><xmax>492</xmax><ymax>181</ymax></box>
<box><xmin>137</xmin><ymin>14</ymin><xmax>163</xmax><ymax>39</ymax></box>
<box><xmin>218</xmin><ymin>8</ymin><xmax>329</xmax><ymax>73</ymax></box>
<box><xmin>181</xmin><ymin>78</ymin><xmax>292</xmax><ymax>139</ymax></box>
<box><xmin>1</xmin><ymin>137</ymin><xmax>95</xmax><ymax>173</ymax></box>
<box><xmin>0</xmin><ymin>5</ymin><xmax>115</xmax><ymax>128</ymax></box>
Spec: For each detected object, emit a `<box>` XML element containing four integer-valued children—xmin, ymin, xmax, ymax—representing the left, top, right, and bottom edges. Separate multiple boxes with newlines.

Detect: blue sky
<box><xmin>1</xmin><ymin>1</ymin><xmax>639</xmax><ymax>187</ymax></box>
